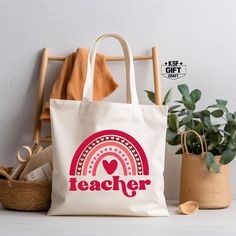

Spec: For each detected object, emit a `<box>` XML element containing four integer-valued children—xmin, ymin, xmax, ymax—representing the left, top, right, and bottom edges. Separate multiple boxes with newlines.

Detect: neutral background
<box><xmin>0</xmin><ymin>0</ymin><xmax>236</xmax><ymax>200</ymax></box>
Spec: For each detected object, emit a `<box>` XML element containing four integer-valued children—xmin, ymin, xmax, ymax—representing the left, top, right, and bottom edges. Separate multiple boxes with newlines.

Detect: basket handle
<box><xmin>181</xmin><ymin>130</ymin><xmax>207</xmax><ymax>156</ymax></box>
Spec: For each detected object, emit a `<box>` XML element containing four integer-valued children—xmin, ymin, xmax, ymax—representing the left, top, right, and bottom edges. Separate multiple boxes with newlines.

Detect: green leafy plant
<box><xmin>145</xmin><ymin>84</ymin><xmax>236</xmax><ymax>173</ymax></box>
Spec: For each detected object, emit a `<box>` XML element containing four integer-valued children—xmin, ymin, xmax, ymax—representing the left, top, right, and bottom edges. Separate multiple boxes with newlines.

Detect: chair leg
<box><xmin>152</xmin><ymin>47</ymin><xmax>162</xmax><ymax>105</ymax></box>
<box><xmin>33</xmin><ymin>48</ymin><xmax>49</xmax><ymax>144</ymax></box>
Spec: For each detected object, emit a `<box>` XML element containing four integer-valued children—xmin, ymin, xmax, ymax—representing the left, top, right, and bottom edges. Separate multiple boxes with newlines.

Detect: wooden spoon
<box><xmin>178</xmin><ymin>201</ymin><xmax>199</xmax><ymax>215</ymax></box>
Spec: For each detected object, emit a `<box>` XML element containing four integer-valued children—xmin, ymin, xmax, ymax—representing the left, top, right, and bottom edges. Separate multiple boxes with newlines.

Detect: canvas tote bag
<box><xmin>49</xmin><ymin>33</ymin><xmax>169</xmax><ymax>216</ymax></box>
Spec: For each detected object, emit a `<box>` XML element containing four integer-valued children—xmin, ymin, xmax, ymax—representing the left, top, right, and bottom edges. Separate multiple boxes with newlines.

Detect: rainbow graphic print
<box><xmin>69</xmin><ymin>130</ymin><xmax>151</xmax><ymax>197</ymax></box>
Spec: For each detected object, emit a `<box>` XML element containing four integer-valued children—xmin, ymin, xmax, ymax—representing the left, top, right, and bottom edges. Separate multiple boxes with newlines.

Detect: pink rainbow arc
<box><xmin>82</xmin><ymin>141</ymin><xmax>136</xmax><ymax>175</ymax></box>
<box><xmin>92</xmin><ymin>152</ymin><xmax>128</xmax><ymax>176</ymax></box>
<box><xmin>69</xmin><ymin>130</ymin><xmax>149</xmax><ymax>176</ymax></box>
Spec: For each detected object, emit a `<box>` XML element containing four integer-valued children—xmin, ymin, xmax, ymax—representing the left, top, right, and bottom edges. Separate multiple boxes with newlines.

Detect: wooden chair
<box><xmin>33</xmin><ymin>47</ymin><xmax>162</xmax><ymax>144</ymax></box>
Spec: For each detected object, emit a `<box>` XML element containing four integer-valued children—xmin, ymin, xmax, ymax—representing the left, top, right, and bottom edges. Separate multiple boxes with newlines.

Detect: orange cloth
<box><xmin>40</xmin><ymin>48</ymin><xmax>118</xmax><ymax>120</ymax></box>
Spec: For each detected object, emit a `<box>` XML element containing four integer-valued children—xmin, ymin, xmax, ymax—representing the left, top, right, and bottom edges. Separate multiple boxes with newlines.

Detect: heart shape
<box><xmin>103</xmin><ymin>159</ymin><xmax>118</xmax><ymax>175</ymax></box>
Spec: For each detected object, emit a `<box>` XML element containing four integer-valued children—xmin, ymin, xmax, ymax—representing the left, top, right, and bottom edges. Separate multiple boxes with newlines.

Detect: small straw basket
<box><xmin>0</xmin><ymin>166</ymin><xmax>51</xmax><ymax>211</ymax></box>
<box><xmin>179</xmin><ymin>130</ymin><xmax>232</xmax><ymax>209</ymax></box>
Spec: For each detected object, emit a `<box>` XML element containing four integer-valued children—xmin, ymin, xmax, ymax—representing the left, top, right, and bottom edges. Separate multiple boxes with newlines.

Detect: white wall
<box><xmin>0</xmin><ymin>0</ymin><xmax>236</xmax><ymax>200</ymax></box>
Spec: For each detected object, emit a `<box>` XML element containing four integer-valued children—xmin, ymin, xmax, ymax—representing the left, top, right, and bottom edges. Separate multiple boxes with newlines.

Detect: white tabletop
<box><xmin>0</xmin><ymin>201</ymin><xmax>235</xmax><ymax>236</ymax></box>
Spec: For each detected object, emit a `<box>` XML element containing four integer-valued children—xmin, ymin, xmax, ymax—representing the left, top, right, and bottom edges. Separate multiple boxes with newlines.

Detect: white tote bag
<box><xmin>49</xmin><ymin>33</ymin><xmax>169</xmax><ymax>216</ymax></box>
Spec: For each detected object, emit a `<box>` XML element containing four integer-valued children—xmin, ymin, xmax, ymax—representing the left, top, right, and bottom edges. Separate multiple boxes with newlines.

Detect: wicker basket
<box><xmin>0</xmin><ymin>167</ymin><xmax>51</xmax><ymax>211</ymax></box>
<box><xmin>179</xmin><ymin>130</ymin><xmax>232</xmax><ymax>209</ymax></box>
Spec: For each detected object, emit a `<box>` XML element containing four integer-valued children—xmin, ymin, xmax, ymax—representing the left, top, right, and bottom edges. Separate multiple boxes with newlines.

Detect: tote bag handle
<box><xmin>83</xmin><ymin>33</ymin><xmax>139</xmax><ymax>104</ymax></box>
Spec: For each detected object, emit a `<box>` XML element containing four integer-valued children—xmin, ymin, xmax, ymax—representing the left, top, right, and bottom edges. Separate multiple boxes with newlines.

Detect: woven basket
<box><xmin>0</xmin><ymin>167</ymin><xmax>51</xmax><ymax>211</ymax></box>
<box><xmin>179</xmin><ymin>130</ymin><xmax>232</xmax><ymax>209</ymax></box>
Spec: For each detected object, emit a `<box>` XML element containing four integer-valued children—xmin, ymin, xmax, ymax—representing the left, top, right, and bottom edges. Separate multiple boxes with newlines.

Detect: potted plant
<box><xmin>145</xmin><ymin>84</ymin><xmax>235</xmax><ymax>208</ymax></box>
